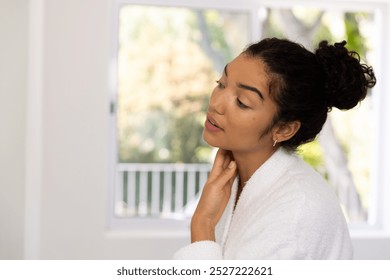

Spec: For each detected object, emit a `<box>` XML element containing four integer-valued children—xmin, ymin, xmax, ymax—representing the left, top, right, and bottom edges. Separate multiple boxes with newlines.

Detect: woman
<box><xmin>174</xmin><ymin>38</ymin><xmax>376</xmax><ymax>259</ymax></box>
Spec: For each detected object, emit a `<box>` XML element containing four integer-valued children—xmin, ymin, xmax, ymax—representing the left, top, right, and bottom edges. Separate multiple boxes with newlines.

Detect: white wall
<box><xmin>32</xmin><ymin>0</ymin><xmax>188</xmax><ymax>259</ymax></box>
<box><xmin>353</xmin><ymin>237</ymin><xmax>390</xmax><ymax>259</ymax></box>
<box><xmin>1</xmin><ymin>0</ymin><xmax>187</xmax><ymax>260</ymax></box>
<box><xmin>0</xmin><ymin>0</ymin><xmax>389</xmax><ymax>260</ymax></box>
<box><xmin>0</xmin><ymin>0</ymin><xmax>28</xmax><ymax>259</ymax></box>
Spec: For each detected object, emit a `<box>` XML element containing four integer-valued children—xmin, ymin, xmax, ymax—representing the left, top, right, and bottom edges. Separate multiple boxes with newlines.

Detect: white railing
<box><xmin>115</xmin><ymin>163</ymin><xmax>211</xmax><ymax>219</ymax></box>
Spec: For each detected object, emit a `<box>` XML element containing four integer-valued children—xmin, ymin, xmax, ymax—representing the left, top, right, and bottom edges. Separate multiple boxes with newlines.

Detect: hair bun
<box><xmin>315</xmin><ymin>40</ymin><xmax>376</xmax><ymax>110</ymax></box>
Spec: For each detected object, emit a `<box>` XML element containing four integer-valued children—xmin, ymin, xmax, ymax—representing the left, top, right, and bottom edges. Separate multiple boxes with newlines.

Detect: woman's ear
<box><xmin>272</xmin><ymin>121</ymin><xmax>301</xmax><ymax>143</ymax></box>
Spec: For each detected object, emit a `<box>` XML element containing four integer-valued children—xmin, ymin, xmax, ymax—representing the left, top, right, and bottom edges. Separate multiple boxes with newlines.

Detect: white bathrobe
<box><xmin>174</xmin><ymin>148</ymin><xmax>353</xmax><ymax>259</ymax></box>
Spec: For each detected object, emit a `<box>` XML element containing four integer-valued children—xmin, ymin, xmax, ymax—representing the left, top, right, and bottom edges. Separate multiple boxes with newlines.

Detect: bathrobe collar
<box><xmin>217</xmin><ymin>148</ymin><xmax>298</xmax><ymax>248</ymax></box>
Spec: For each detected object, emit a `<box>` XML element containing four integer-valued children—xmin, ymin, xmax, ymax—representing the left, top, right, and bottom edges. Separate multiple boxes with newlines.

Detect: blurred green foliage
<box><xmin>297</xmin><ymin>141</ymin><xmax>326</xmax><ymax>173</ymax></box>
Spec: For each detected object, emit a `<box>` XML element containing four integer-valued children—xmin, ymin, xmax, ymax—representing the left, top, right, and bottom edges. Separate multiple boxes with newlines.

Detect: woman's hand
<box><xmin>191</xmin><ymin>149</ymin><xmax>237</xmax><ymax>242</ymax></box>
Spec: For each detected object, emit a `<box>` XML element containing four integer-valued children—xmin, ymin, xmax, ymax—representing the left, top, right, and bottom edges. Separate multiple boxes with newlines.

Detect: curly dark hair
<box><xmin>244</xmin><ymin>38</ymin><xmax>376</xmax><ymax>151</ymax></box>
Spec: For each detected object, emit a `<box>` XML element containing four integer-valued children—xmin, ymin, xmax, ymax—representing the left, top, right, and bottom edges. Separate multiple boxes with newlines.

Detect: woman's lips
<box><xmin>205</xmin><ymin>114</ymin><xmax>223</xmax><ymax>132</ymax></box>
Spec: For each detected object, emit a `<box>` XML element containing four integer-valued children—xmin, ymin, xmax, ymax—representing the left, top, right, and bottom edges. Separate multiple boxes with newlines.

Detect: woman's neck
<box><xmin>232</xmin><ymin>147</ymin><xmax>277</xmax><ymax>185</ymax></box>
<box><xmin>231</xmin><ymin>147</ymin><xmax>278</xmax><ymax>208</ymax></box>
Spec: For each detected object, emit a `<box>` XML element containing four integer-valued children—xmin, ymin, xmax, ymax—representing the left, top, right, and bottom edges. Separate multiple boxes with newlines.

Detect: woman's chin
<box><xmin>202</xmin><ymin>131</ymin><xmax>219</xmax><ymax>147</ymax></box>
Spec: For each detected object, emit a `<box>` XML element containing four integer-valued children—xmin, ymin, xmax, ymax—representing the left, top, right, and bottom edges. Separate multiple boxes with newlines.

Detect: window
<box><xmin>109</xmin><ymin>0</ymin><xmax>389</xmax><ymax>233</ymax></box>
<box><xmin>109</xmin><ymin>0</ymin><xmax>259</xmax><ymax>228</ymax></box>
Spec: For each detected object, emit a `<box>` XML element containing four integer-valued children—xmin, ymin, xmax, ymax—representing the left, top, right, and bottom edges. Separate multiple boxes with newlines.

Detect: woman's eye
<box><xmin>236</xmin><ymin>98</ymin><xmax>249</xmax><ymax>109</ymax></box>
<box><xmin>215</xmin><ymin>80</ymin><xmax>225</xmax><ymax>89</ymax></box>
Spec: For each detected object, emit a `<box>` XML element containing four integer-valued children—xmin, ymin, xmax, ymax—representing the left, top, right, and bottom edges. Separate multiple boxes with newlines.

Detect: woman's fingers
<box><xmin>218</xmin><ymin>160</ymin><xmax>237</xmax><ymax>186</ymax></box>
<box><xmin>222</xmin><ymin>151</ymin><xmax>231</xmax><ymax>169</ymax></box>
<box><xmin>195</xmin><ymin>158</ymin><xmax>236</xmax><ymax>211</ymax></box>
<box><xmin>209</xmin><ymin>149</ymin><xmax>233</xmax><ymax>180</ymax></box>
<box><xmin>214</xmin><ymin>161</ymin><xmax>237</xmax><ymax>220</ymax></box>
<box><xmin>191</xmin><ymin>152</ymin><xmax>237</xmax><ymax>242</ymax></box>
<box><xmin>192</xmin><ymin>148</ymin><xmax>237</xmax><ymax>233</ymax></box>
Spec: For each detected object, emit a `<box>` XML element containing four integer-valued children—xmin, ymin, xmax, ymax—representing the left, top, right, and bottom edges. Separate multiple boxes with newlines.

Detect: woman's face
<box><xmin>203</xmin><ymin>54</ymin><xmax>278</xmax><ymax>154</ymax></box>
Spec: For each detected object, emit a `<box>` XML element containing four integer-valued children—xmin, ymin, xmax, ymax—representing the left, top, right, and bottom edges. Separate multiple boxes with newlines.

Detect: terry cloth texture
<box><xmin>173</xmin><ymin>148</ymin><xmax>353</xmax><ymax>260</ymax></box>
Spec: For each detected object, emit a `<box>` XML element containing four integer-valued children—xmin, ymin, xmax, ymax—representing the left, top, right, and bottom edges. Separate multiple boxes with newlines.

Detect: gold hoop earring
<box><xmin>273</xmin><ymin>139</ymin><xmax>277</xmax><ymax>147</ymax></box>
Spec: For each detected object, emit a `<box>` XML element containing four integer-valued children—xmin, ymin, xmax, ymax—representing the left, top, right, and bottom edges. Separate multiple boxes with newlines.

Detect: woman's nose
<box><xmin>209</xmin><ymin>89</ymin><xmax>225</xmax><ymax>115</ymax></box>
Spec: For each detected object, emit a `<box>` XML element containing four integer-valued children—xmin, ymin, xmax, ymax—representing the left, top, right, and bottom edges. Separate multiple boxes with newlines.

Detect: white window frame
<box><xmin>109</xmin><ymin>0</ymin><xmax>390</xmax><ymax>239</ymax></box>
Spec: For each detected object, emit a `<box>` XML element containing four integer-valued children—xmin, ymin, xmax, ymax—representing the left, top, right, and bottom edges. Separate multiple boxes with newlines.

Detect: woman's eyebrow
<box><xmin>224</xmin><ymin>63</ymin><xmax>264</xmax><ymax>100</ymax></box>
<box><xmin>237</xmin><ymin>83</ymin><xmax>264</xmax><ymax>100</ymax></box>
<box><xmin>223</xmin><ymin>64</ymin><xmax>228</xmax><ymax>77</ymax></box>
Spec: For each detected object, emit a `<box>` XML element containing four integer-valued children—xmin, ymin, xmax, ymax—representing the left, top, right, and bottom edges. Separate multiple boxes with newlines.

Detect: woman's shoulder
<box><xmin>242</xmin><ymin>148</ymin><xmax>344</xmax><ymax>222</ymax></box>
<box><xmin>229</xmin><ymin>149</ymin><xmax>352</xmax><ymax>259</ymax></box>
<box><xmin>279</xmin><ymin>154</ymin><xmax>341</xmax><ymax>209</ymax></box>
<box><xmin>252</xmin><ymin>150</ymin><xmax>343</xmax><ymax>222</ymax></box>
